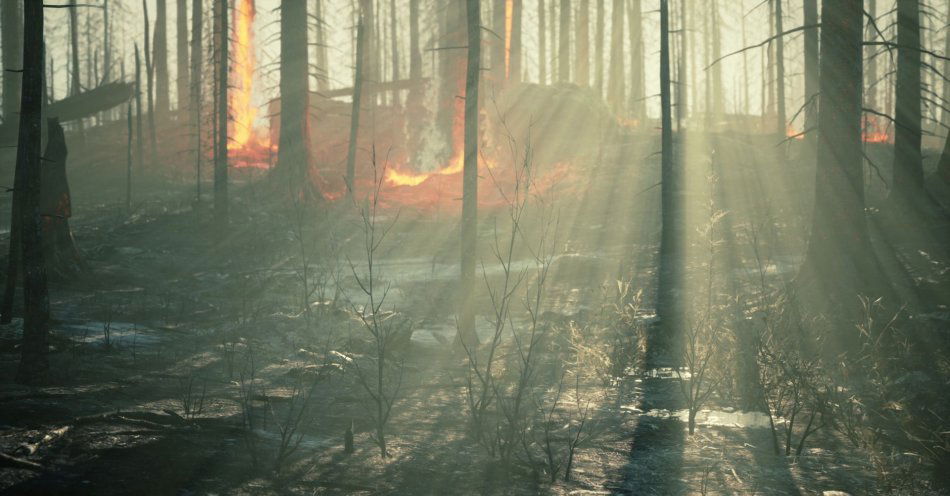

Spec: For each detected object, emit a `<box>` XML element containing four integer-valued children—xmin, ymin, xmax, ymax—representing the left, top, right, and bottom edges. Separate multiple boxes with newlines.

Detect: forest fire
<box><xmin>862</xmin><ymin>114</ymin><xmax>891</xmax><ymax>143</ymax></box>
<box><xmin>227</xmin><ymin>0</ymin><xmax>273</xmax><ymax>168</ymax></box>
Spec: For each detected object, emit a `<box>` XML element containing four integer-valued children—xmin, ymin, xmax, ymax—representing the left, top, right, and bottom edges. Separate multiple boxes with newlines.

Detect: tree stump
<box><xmin>40</xmin><ymin>118</ymin><xmax>84</xmax><ymax>277</ymax></box>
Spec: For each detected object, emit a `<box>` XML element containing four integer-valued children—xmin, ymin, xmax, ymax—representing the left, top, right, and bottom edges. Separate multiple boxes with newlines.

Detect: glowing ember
<box><xmin>228</xmin><ymin>0</ymin><xmax>272</xmax><ymax>168</ymax></box>
<box><xmin>785</xmin><ymin>125</ymin><xmax>804</xmax><ymax>140</ymax></box>
<box><xmin>862</xmin><ymin>115</ymin><xmax>891</xmax><ymax>143</ymax></box>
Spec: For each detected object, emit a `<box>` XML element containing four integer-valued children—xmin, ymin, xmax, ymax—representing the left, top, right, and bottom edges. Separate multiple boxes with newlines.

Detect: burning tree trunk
<box><xmin>176</xmin><ymin>0</ymin><xmax>190</xmax><ymax>112</ymax></box>
<box><xmin>153</xmin><ymin>0</ymin><xmax>170</xmax><ymax>116</ymax></box>
<box><xmin>14</xmin><ymin>0</ymin><xmax>50</xmax><ymax>385</ymax></box>
<box><xmin>891</xmin><ymin>0</ymin><xmax>924</xmax><ymax>205</ymax></box>
<box><xmin>215</xmin><ymin>0</ymin><xmax>229</xmax><ymax>226</ymax></box>
<box><xmin>656</xmin><ymin>0</ymin><xmax>681</xmax><ymax>364</ymax></box>
<box><xmin>774</xmin><ymin>0</ymin><xmax>786</xmax><ymax>133</ymax></box>
<box><xmin>538</xmin><ymin>0</ymin><xmax>546</xmax><ymax>84</ymax></box>
<box><xmin>346</xmin><ymin>19</ymin><xmax>366</xmax><ymax>197</ymax></box>
<box><xmin>595</xmin><ymin>0</ymin><xmax>604</xmax><ymax>94</ymax></box>
<box><xmin>798</xmin><ymin>0</ymin><xmax>885</xmax><ymax>311</ymax></box>
<box><xmin>277</xmin><ymin>0</ymin><xmax>312</xmax><ymax>194</ymax></box>
<box><xmin>575</xmin><ymin>0</ymin><xmax>590</xmax><ymax>87</ymax></box>
<box><xmin>191</xmin><ymin>0</ymin><xmax>203</xmax><ymax>199</ymax></box>
<box><xmin>628</xmin><ymin>0</ymin><xmax>643</xmax><ymax>120</ymax></box>
<box><xmin>1</xmin><ymin>0</ymin><xmax>22</xmax><ymax>123</ymax></box>
<box><xmin>558</xmin><ymin>0</ymin><xmax>571</xmax><ymax>83</ymax></box>
<box><xmin>606</xmin><ymin>0</ymin><xmax>623</xmax><ymax>109</ymax></box>
<box><xmin>510</xmin><ymin>0</ymin><xmax>522</xmax><ymax>83</ymax></box>
<box><xmin>458</xmin><ymin>0</ymin><xmax>481</xmax><ymax>349</ymax></box>
<box><xmin>40</xmin><ymin>119</ymin><xmax>84</xmax><ymax>276</ymax></box>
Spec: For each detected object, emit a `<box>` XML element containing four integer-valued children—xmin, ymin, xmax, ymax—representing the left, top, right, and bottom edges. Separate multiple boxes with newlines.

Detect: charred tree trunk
<box><xmin>458</xmin><ymin>0</ymin><xmax>481</xmax><ymax>349</ymax></box>
<box><xmin>40</xmin><ymin>120</ymin><xmax>83</xmax><ymax>276</ymax></box>
<box><xmin>575</xmin><ymin>0</ymin><xmax>590</xmax><ymax>86</ymax></box>
<box><xmin>143</xmin><ymin>0</ymin><xmax>157</xmax><ymax>166</ymax></box>
<box><xmin>628</xmin><ymin>0</ymin><xmax>643</xmax><ymax>120</ymax></box>
<box><xmin>154</xmin><ymin>0</ymin><xmax>170</xmax><ymax>116</ymax></box>
<box><xmin>656</xmin><ymin>0</ymin><xmax>680</xmax><ymax>364</ymax></box>
<box><xmin>798</xmin><ymin>0</ymin><xmax>884</xmax><ymax>311</ymax></box>
<box><xmin>408</xmin><ymin>0</ymin><xmax>421</xmax><ymax>85</ymax></box>
<box><xmin>891</xmin><ymin>0</ymin><xmax>923</xmax><ymax>204</ymax></box>
<box><xmin>215</xmin><ymin>0</ymin><xmax>229</xmax><ymax>226</ymax></box>
<box><xmin>14</xmin><ymin>0</ymin><xmax>50</xmax><ymax>385</ymax></box>
<box><xmin>558</xmin><ymin>0</ymin><xmax>571</xmax><ymax>83</ymax></box>
<box><xmin>277</xmin><ymin>0</ymin><xmax>312</xmax><ymax>194</ymax></box>
<box><xmin>595</xmin><ymin>0</ymin><xmax>604</xmax><ymax>94</ymax></box>
<box><xmin>191</xmin><ymin>0</ymin><xmax>203</xmax><ymax>199</ymax></box>
<box><xmin>606</xmin><ymin>0</ymin><xmax>623</xmax><ymax>109</ymax></box>
<box><xmin>176</xmin><ymin>0</ymin><xmax>190</xmax><ymax>112</ymax></box>
<box><xmin>346</xmin><ymin>19</ymin><xmax>365</xmax><ymax>198</ymax></box>
<box><xmin>538</xmin><ymin>0</ymin><xmax>546</xmax><ymax>83</ymax></box>
<box><xmin>1</xmin><ymin>0</ymin><xmax>22</xmax><ymax>123</ymax></box>
<box><xmin>803</xmin><ymin>0</ymin><xmax>818</xmax><ymax>150</ymax></box>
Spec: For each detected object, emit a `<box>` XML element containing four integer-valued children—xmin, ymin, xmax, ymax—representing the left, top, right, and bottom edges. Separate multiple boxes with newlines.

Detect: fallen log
<box><xmin>0</xmin><ymin>82</ymin><xmax>134</xmax><ymax>144</ymax></box>
<box><xmin>0</xmin><ymin>452</ymin><xmax>43</xmax><ymax>471</ymax></box>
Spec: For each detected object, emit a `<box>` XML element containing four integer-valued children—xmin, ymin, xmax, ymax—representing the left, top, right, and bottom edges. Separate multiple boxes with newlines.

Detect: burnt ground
<box><xmin>0</xmin><ymin>120</ymin><xmax>946</xmax><ymax>495</ymax></box>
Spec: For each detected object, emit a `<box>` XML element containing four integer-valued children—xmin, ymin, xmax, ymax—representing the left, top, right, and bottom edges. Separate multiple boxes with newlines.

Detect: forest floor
<box><xmin>0</xmin><ymin>120</ymin><xmax>946</xmax><ymax>494</ymax></box>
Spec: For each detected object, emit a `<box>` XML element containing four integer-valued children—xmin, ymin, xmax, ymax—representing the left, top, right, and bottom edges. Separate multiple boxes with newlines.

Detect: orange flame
<box><xmin>227</xmin><ymin>0</ymin><xmax>272</xmax><ymax>168</ymax></box>
<box><xmin>505</xmin><ymin>0</ymin><xmax>513</xmax><ymax>79</ymax></box>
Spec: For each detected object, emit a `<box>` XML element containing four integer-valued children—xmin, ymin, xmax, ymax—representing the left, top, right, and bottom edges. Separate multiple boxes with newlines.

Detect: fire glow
<box><xmin>228</xmin><ymin>0</ymin><xmax>273</xmax><ymax>168</ymax></box>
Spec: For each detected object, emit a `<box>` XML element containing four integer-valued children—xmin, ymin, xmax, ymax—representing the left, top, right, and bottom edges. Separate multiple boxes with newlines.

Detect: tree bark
<box><xmin>867</xmin><ymin>0</ymin><xmax>878</xmax><ymax>111</ymax></box>
<box><xmin>143</xmin><ymin>0</ymin><xmax>157</xmax><ymax>166</ymax></box>
<box><xmin>628</xmin><ymin>0</ymin><xmax>643</xmax><ymax>120</ymax></box>
<box><xmin>803</xmin><ymin>0</ymin><xmax>818</xmax><ymax>149</ymax></box>
<box><xmin>510</xmin><ymin>0</ymin><xmax>522</xmax><ymax>82</ymax></box>
<box><xmin>774</xmin><ymin>0</ymin><xmax>786</xmax><ymax>133</ymax></box>
<box><xmin>538</xmin><ymin>0</ymin><xmax>546</xmax><ymax>84</ymax></box>
<box><xmin>389</xmin><ymin>0</ymin><xmax>400</xmax><ymax>105</ymax></box>
<box><xmin>192</xmin><ymin>0</ymin><xmax>203</xmax><ymax>199</ymax></box>
<box><xmin>458</xmin><ymin>0</ymin><xmax>481</xmax><ymax>348</ymax></box>
<box><xmin>154</xmin><ymin>0</ymin><xmax>170</xmax><ymax>116</ymax></box>
<box><xmin>492</xmin><ymin>0</ymin><xmax>507</xmax><ymax>85</ymax></box>
<box><xmin>14</xmin><ymin>0</ymin><xmax>50</xmax><ymax>385</ymax></box>
<box><xmin>891</xmin><ymin>0</ymin><xmax>923</xmax><ymax>203</ymax></box>
<box><xmin>1</xmin><ymin>0</ymin><xmax>22</xmax><ymax>123</ymax></box>
<box><xmin>314</xmin><ymin>0</ymin><xmax>330</xmax><ymax>92</ymax></box>
<box><xmin>176</xmin><ymin>0</ymin><xmax>190</xmax><ymax>112</ymax></box>
<box><xmin>102</xmin><ymin>0</ymin><xmax>111</xmax><ymax>83</ymax></box>
<box><xmin>277</xmin><ymin>0</ymin><xmax>312</xmax><ymax>194</ymax></box>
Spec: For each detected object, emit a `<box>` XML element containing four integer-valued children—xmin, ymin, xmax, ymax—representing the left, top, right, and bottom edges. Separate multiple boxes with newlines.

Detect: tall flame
<box><xmin>505</xmin><ymin>0</ymin><xmax>513</xmax><ymax>79</ymax></box>
<box><xmin>229</xmin><ymin>0</ymin><xmax>257</xmax><ymax>150</ymax></box>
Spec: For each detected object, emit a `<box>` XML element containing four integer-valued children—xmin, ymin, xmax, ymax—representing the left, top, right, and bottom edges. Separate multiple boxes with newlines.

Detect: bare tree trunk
<box><xmin>458</xmin><ymin>0</ymin><xmax>481</xmax><ymax>349</ymax></box>
<box><xmin>127</xmin><ymin>104</ymin><xmax>132</xmax><ymax>212</ymax></box>
<box><xmin>143</xmin><ymin>0</ymin><xmax>157</xmax><ymax>166</ymax></box>
<box><xmin>595</xmin><ymin>0</ymin><xmax>604</xmax><ymax>94</ymax></box>
<box><xmin>891</xmin><ymin>0</ymin><xmax>923</xmax><ymax>204</ymax></box>
<box><xmin>606</xmin><ymin>0</ymin><xmax>623</xmax><ymax>109</ymax></box>
<box><xmin>628</xmin><ymin>0</ymin><xmax>643</xmax><ymax>120</ymax></box>
<box><xmin>656</xmin><ymin>0</ymin><xmax>680</xmax><ymax>364</ymax></box>
<box><xmin>510</xmin><ymin>0</ymin><xmax>522</xmax><ymax>82</ymax></box>
<box><xmin>389</xmin><ymin>0</ymin><xmax>400</xmax><ymax>105</ymax></box>
<box><xmin>70</xmin><ymin>0</ymin><xmax>85</xmax><ymax>139</ymax></box>
<box><xmin>867</xmin><ymin>0</ymin><xmax>878</xmax><ymax>111</ymax></box>
<box><xmin>177</xmin><ymin>0</ymin><xmax>190</xmax><ymax>112</ymax></box>
<box><xmin>676</xmin><ymin>0</ymin><xmax>686</xmax><ymax>127</ymax></box>
<box><xmin>798</xmin><ymin>0</ymin><xmax>884</xmax><ymax>308</ymax></box>
<box><xmin>1</xmin><ymin>0</ymin><xmax>22</xmax><ymax>123</ymax></box>
<box><xmin>346</xmin><ymin>19</ymin><xmax>365</xmax><ymax>198</ymax></box>
<box><xmin>154</xmin><ymin>0</ymin><xmax>170</xmax><ymax>116</ymax></box>
<box><xmin>358</xmin><ymin>0</ymin><xmax>377</xmax><ymax>111</ymax></box>
<box><xmin>492</xmin><ymin>0</ymin><xmax>507</xmax><ymax>85</ymax></box>
<box><xmin>192</xmin><ymin>0</ymin><xmax>203</xmax><ymax>200</ymax></box>
<box><xmin>102</xmin><ymin>0</ymin><xmax>111</xmax><ymax>83</ymax></box>
<box><xmin>804</xmin><ymin>0</ymin><xmax>818</xmax><ymax>147</ymax></box>
<box><xmin>558</xmin><ymin>0</ymin><xmax>571</xmax><ymax>82</ymax></box>
<box><xmin>575</xmin><ymin>0</ymin><xmax>589</xmax><ymax>86</ymax></box>
<box><xmin>135</xmin><ymin>46</ymin><xmax>144</xmax><ymax>189</ymax></box>
<box><xmin>277</xmin><ymin>0</ymin><xmax>312</xmax><ymax>194</ymax></box>
<box><xmin>14</xmin><ymin>0</ymin><xmax>50</xmax><ymax>385</ymax></box>
<box><xmin>774</xmin><ymin>0</ymin><xmax>786</xmax><ymax>133</ymax></box>
<box><xmin>215</xmin><ymin>0</ymin><xmax>229</xmax><ymax>227</ymax></box>
<box><xmin>538</xmin><ymin>0</ymin><xmax>546</xmax><ymax>83</ymax></box>
<box><xmin>314</xmin><ymin>0</ymin><xmax>330</xmax><ymax>92</ymax></box>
